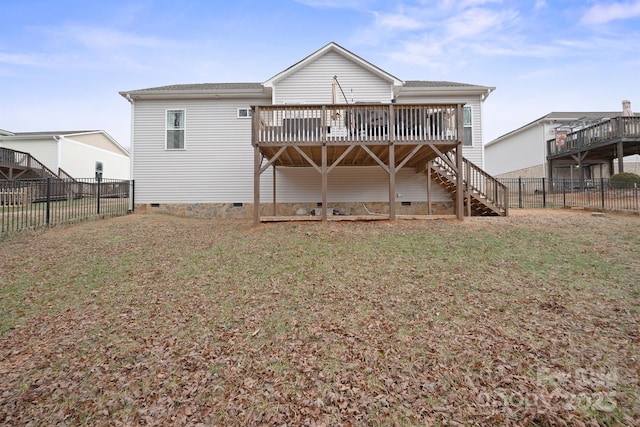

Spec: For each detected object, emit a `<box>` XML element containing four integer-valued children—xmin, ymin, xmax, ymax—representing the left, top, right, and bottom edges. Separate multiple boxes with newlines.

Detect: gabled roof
<box><xmin>120</xmin><ymin>42</ymin><xmax>494</xmax><ymax>102</ymax></box>
<box><xmin>0</xmin><ymin>130</ymin><xmax>129</xmax><ymax>156</ymax></box>
<box><xmin>8</xmin><ymin>130</ymin><xmax>99</xmax><ymax>137</ymax></box>
<box><xmin>120</xmin><ymin>83</ymin><xmax>268</xmax><ymax>100</ymax></box>
<box><xmin>399</xmin><ymin>80</ymin><xmax>495</xmax><ymax>99</ymax></box>
<box><xmin>263</xmin><ymin>42</ymin><xmax>403</xmax><ymax>88</ymax></box>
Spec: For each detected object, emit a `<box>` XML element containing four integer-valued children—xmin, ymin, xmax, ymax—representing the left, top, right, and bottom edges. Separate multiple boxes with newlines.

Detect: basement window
<box><xmin>150</xmin><ymin>203</ymin><xmax>160</xmax><ymax>208</ymax></box>
<box><xmin>233</xmin><ymin>202</ymin><xmax>243</xmax><ymax>207</ymax></box>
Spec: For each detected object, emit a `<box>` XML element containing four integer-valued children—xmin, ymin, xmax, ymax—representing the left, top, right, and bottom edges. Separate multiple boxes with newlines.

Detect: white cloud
<box><xmin>0</xmin><ymin>52</ymin><xmax>49</xmax><ymax>66</ymax></box>
<box><xmin>533</xmin><ymin>0</ymin><xmax>547</xmax><ymax>11</ymax></box>
<box><xmin>581</xmin><ymin>1</ymin><xmax>640</xmax><ymax>25</ymax></box>
<box><xmin>293</xmin><ymin>0</ymin><xmax>373</xmax><ymax>9</ymax></box>
<box><xmin>444</xmin><ymin>7</ymin><xmax>518</xmax><ymax>40</ymax></box>
<box><xmin>373</xmin><ymin>11</ymin><xmax>424</xmax><ymax>30</ymax></box>
<box><xmin>53</xmin><ymin>25</ymin><xmax>174</xmax><ymax>51</ymax></box>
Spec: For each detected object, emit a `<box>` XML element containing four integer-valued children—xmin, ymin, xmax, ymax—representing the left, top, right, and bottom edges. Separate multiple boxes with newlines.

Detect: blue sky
<box><xmin>1</xmin><ymin>0</ymin><xmax>639</xmax><ymax>148</ymax></box>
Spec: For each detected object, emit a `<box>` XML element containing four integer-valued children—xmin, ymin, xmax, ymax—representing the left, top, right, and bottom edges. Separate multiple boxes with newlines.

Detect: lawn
<box><xmin>0</xmin><ymin>210</ymin><xmax>638</xmax><ymax>426</ymax></box>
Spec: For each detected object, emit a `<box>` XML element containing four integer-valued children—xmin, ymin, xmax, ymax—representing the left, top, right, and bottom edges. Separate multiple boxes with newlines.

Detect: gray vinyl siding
<box><xmin>274</xmin><ymin>166</ymin><xmax>451</xmax><ymax>203</ymax></box>
<box><xmin>132</xmin><ymin>98</ymin><xmax>271</xmax><ymax>203</ymax></box>
<box><xmin>273</xmin><ymin>51</ymin><xmax>393</xmax><ymax>104</ymax></box>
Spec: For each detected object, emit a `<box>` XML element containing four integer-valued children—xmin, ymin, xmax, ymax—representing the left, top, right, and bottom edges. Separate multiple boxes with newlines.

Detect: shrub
<box><xmin>610</xmin><ymin>172</ymin><xmax>640</xmax><ymax>189</ymax></box>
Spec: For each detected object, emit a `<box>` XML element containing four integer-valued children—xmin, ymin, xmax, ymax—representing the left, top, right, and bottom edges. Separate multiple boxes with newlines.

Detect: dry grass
<box><xmin>1</xmin><ymin>209</ymin><xmax>639</xmax><ymax>426</ymax></box>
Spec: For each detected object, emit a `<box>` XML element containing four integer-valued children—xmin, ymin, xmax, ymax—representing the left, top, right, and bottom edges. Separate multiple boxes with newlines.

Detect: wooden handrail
<box><xmin>254</xmin><ymin>104</ymin><xmax>461</xmax><ymax>145</ymax></box>
<box><xmin>0</xmin><ymin>147</ymin><xmax>59</xmax><ymax>179</ymax></box>
<box><xmin>432</xmin><ymin>153</ymin><xmax>508</xmax><ymax>215</ymax></box>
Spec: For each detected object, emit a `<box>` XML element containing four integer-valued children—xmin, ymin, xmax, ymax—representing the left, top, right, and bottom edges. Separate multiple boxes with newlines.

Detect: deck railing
<box><xmin>547</xmin><ymin>116</ymin><xmax>640</xmax><ymax>156</ymax></box>
<box><xmin>254</xmin><ymin>104</ymin><xmax>461</xmax><ymax>145</ymax></box>
<box><xmin>0</xmin><ymin>147</ymin><xmax>59</xmax><ymax>179</ymax></box>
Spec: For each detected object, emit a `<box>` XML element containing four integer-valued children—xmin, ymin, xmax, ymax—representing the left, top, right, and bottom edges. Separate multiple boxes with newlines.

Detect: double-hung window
<box><xmin>463</xmin><ymin>106</ymin><xmax>472</xmax><ymax>146</ymax></box>
<box><xmin>166</xmin><ymin>109</ymin><xmax>185</xmax><ymax>150</ymax></box>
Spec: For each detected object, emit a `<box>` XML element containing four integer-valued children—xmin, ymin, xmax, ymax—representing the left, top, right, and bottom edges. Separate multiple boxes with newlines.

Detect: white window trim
<box><xmin>463</xmin><ymin>106</ymin><xmax>473</xmax><ymax>147</ymax></box>
<box><xmin>237</xmin><ymin>108</ymin><xmax>252</xmax><ymax>118</ymax></box>
<box><xmin>166</xmin><ymin>109</ymin><xmax>186</xmax><ymax>150</ymax></box>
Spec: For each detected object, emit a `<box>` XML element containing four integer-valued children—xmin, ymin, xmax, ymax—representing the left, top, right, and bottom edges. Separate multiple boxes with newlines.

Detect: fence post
<box><xmin>46</xmin><ymin>178</ymin><xmax>51</xmax><ymax>225</ymax></box>
<box><xmin>518</xmin><ymin>177</ymin><xmax>523</xmax><ymax>208</ymax></box>
<box><xmin>131</xmin><ymin>180</ymin><xmax>135</xmax><ymax>213</ymax></box>
<box><xmin>562</xmin><ymin>179</ymin><xmax>566</xmax><ymax>207</ymax></box>
<box><xmin>97</xmin><ymin>178</ymin><xmax>101</xmax><ymax>215</ymax></box>
<box><xmin>600</xmin><ymin>177</ymin><xmax>605</xmax><ymax>210</ymax></box>
<box><xmin>542</xmin><ymin>177</ymin><xmax>546</xmax><ymax>208</ymax></box>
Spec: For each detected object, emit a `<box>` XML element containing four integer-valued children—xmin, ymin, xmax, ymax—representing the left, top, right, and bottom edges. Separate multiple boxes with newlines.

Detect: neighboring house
<box><xmin>0</xmin><ymin>130</ymin><xmax>130</xmax><ymax>180</ymax></box>
<box><xmin>120</xmin><ymin>42</ymin><xmax>499</xmax><ymax>220</ymax></box>
<box><xmin>485</xmin><ymin>111</ymin><xmax>640</xmax><ymax>180</ymax></box>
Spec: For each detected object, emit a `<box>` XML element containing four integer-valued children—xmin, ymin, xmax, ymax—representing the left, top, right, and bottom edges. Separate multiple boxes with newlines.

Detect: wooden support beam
<box><xmin>322</xmin><ymin>144</ymin><xmax>328</xmax><ymax>222</ymax></box>
<box><xmin>456</xmin><ymin>146</ymin><xmax>464</xmax><ymax>221</ymax></box>
<box><xmin>253</xmin><ymin>144</ymin><xmax>261</xmax><ymax>226</ymax></box>
<box><xmin>618</xmin><ymin>140</ymin><xmax>624</xmax><ymax>173</ymax></box>
<box><xmin>427</xmin><ymin>161</ymin><xmax>432</xmax><ymax>215</ymax></box>
<box><xmin>389</xmin><ymin>143</ymin><xmax>396</xmax><ymax>221</ymax></box>
<box><xmin>360</xmin><ymin>145</ymin><xmax>390</xmax><ymax>173</ymax></box>
<box><xmin>327</xmin><ymin>145</ymin><xmax>355</xmax><ymax>174</ymax></box>
<box><xmin>272</xmin><ymin>165</ymin><xmax>277</xmax><ymax>216</ymax></box>
<box><xmin>260</xmin><ymin>146</ymin><xmax>287</xmax><ymax>174</ymax></box>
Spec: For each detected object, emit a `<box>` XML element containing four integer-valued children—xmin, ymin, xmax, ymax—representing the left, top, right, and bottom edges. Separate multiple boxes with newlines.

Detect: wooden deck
<box><xmin>547</xmin><ymin>116</ymin><xmax>640</xmax><ymax>178</ymax></box>
<box><xmin>251</xmin><ymin>103</ymin><xmax>503</xmax><ymax>224</ymax></box>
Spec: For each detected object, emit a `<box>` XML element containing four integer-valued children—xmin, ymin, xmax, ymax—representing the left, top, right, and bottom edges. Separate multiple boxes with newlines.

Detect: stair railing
<box><xmin>432</xmin><ymin>153</ymin><xmax>509</xmax><ymax>215</ymax></box>
<box><xmin>0</xmin><ymin>147</ymin><xmax>60</xmax><ymax>179</ymax></box>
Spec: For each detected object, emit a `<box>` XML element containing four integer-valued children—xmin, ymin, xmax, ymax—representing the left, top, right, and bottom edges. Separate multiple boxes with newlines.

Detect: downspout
<box><xmin>124</xmin><ymin>93</ymin><xmax>135</xmax><ymax>211</ymax></box>
<box><xmin>54</xmin><ymin>135</ymin><xmax>62</xmax><ymax>176</ymax></box>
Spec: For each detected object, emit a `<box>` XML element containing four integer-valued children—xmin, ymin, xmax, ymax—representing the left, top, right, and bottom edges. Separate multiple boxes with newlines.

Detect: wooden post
<box><xmin>427</xmin><ymin>161</ymin><xmax>432</xmax><ymax>215</ymax></box>
<box><xmin>272</xmin><ymin>165</ymin><xmax>277</xmax><ymax>216</ymax></box>
<box><xmin>466</xmin><ymin>160</ymin><xmax>471</xmax><ymax>217</ymax></box>
<box><xmin>254</xmin><ymin>145</ymin><xmax>261</xmax><ymax>226</ymax></box>
<box><xmin>389</xmin><ymin>143</ymin><xmax>396</xmax><ymax>220</ymax></box>
<box><xmin>322</xmin><ymin>144</ymin><xmax>328</xmax><ymax>222</ymax></box>
<box><xmin>617</xmin><ymin>140</ymin><xmax>624</xmax><ymax>173</ymax></box>
<box><xmin>252</xmin><ymin>106</ymin><xmax>260</xmax><ymax>226</ymax></box>
<box><xmin>456</xmin><ymin>146</ymin><xmax>463</xmax><ymax>220</ymax></box>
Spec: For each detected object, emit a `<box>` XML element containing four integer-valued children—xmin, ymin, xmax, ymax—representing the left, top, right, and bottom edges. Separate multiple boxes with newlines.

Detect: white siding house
<box><xmin>120</xmin><ymin>42</ymin><xmax>496</xmax><ymax>218</ymax></box>
<box><xmin>0</xmin><ymin>130</ymin><xmax>130</xmax><ymax>179</ymax></box>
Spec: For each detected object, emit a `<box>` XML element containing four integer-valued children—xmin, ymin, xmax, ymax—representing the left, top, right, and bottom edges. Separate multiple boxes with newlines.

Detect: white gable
<box><xmin>264</xmin><ymin>42</ymin><xmax>401</xmax><ymax>105</ymax></box>
<box><xmin>273</xmin><ymin>50</ymin><xmax>394</xmax><ymax>104</ymax></box>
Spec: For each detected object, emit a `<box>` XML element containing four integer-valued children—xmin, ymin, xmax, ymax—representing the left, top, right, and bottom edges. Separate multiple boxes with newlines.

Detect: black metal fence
<box><xmin>1</xmin><ymin>178</ymin><xmax>134</xmax><ymax>239</ymax></box>
<box><xmin>499</xmin><ymin>178</ymin><xmax>640</xmax><ymax>212</ymax></box>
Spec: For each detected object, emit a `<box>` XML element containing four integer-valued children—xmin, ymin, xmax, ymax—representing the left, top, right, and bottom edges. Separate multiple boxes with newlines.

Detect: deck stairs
<box><xmin>428</xmin><ymin>153</ymin><xmax>508</xmax><ymax>216</ymax></box>
<box><xmin>0</xmin><ymin>147</ymin><xmax>62</xmax><ymax>180</ymax></box>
